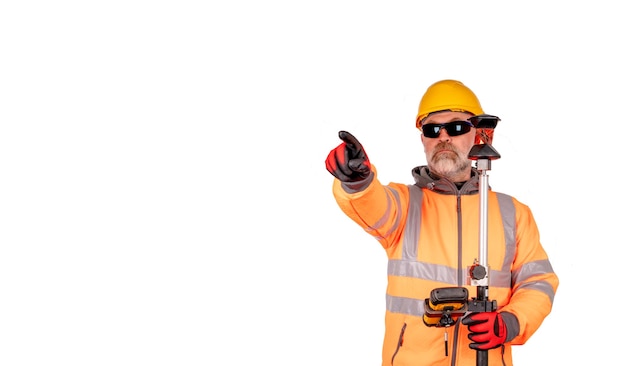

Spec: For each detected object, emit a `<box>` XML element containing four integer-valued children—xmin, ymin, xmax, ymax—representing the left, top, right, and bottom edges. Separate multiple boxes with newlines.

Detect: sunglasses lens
<box><xmin>447</xmin><ymin>122</ymin><xmax>472</xmax><ymax>136</ymax></box>
<box><xmin>422</xmin><ymin>124</ymin><xmax>441</xmax><ymax>138</ymax></box>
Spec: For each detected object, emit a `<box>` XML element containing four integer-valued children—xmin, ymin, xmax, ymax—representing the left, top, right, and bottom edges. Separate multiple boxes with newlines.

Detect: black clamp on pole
<box><xmin>467</xmin><ymin>114</ymin><xmax>501</xmax><ymax>366</ymax></box>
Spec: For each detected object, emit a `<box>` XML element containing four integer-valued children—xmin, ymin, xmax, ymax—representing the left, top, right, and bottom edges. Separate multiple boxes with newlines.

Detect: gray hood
<box><xmin>411</xmin><ymin>165</ymin><xmax>481</xmax><ymax>195</ymax></box>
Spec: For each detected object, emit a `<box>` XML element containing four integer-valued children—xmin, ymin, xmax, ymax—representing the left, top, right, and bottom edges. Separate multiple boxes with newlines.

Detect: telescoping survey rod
<box><xmin>467</xmin><ymin>114</ymin><xmax>501</xmax><ymax>366</ymax></box>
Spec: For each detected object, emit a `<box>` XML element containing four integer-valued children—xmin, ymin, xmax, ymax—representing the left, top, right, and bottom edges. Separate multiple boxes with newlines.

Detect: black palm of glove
<box><xmin>325</xmin><ymin>130</ymin><xmax>371</xmax><ymax>182</ymax></box>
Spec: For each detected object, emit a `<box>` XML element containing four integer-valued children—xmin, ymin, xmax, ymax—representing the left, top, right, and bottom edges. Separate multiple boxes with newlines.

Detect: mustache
<box><xmin>433</xmin><ymin>142</ymin><xmax>458</xmax><ymax>154</ymax></box>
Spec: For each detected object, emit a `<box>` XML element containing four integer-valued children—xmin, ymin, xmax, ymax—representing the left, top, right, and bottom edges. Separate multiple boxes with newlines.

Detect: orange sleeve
<box><xmin>331</xmin><ymin>165</ymin><xmax>410</xmax><ymax>249</ymax></box>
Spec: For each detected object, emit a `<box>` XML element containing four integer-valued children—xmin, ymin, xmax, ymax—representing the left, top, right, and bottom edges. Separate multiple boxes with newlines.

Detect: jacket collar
<box><xmin>411</xmin><ymin>165</ymin><xmax>480</xmax><ymax>195</ymax></box>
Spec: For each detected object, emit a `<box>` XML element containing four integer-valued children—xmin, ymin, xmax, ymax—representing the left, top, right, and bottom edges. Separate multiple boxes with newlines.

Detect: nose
<box><xmin>438</xmin><ymin>128</ymin><xmax>451</xmax><ymax>142</ymax></box>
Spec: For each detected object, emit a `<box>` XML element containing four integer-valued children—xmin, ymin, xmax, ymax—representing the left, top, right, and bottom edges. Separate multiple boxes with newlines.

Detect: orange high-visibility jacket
<box><xmin>332</xmin><ymin>165</ymin><xmax>559</xmax><ymax>366</ymax></box>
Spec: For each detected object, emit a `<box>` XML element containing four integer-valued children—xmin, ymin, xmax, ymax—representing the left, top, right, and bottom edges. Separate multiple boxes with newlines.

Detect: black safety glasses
<box><xmin>421</xmin><ymin>121</ymin><xmax>474</xmax><ymax>138</ymax></box>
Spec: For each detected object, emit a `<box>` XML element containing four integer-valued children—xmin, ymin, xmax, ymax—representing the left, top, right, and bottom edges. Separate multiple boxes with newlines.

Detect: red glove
<box><xmin>325</xmin><ymin>131</ymin><xmax>371</xmax><ymax>182</ymax></box>
<box><xmin>461</xmin><ymin>312</ymin><xmax>507</xmax><ymax>350</ymax></box>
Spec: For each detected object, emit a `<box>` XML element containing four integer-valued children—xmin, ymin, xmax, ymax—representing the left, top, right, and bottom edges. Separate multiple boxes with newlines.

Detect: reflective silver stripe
<box><xmin>387</xmin><ymin>294</ymin><xmax>425</xmax><ymax>316</ymax></box>
<box><xmin>489</xmin><ymin>269</ymin><xmax>513</xmax><ymax>288</ymax></box>
<box><xmin>513</xmin><ymin>259</ymin><xmax>557</xmax><ymax>302</ymax></box>
<box><xmin>387</xmin><ymin>264</ymin><xmax>513</xmax><ymax>289</ymax></box>
<box><xmin>493</xmin><ymin>193</ymin><xmax>515</xmax><ymax>287</ymax></box>
<box><xmin>514</xmin><ymin>259</ymin><xmax>554</xmax><ymax>283</ymax></box>
<box><xmin>388</xmin><ymin>260</ymin><xmax>457</xmax><ymax>284</ymax></box>
<box><xmin>367</xmin><ymin>186</ymin><xmax>403</xmax><ymax>241</ymax></box>
<box><xmin>518</xmin><ymin>280</ymin><xmax>556</xmax><ymax>303</ymax></box>
<box><xmin>403</xmin><ymin>185</ymin><xmax>423</xmax><ymax>260</ymax></box>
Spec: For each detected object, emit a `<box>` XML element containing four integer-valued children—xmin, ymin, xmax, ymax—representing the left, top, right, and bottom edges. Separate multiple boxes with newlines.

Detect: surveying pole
<box><xmin>467</xmin><ymin>114</ymin><xmax>500</xmax><ymax>366</ymax></box>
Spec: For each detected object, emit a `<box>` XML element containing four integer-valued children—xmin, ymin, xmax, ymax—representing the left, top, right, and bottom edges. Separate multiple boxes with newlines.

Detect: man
<box><xmin>325</xmin><ymin>80</ymin><xmax>558</xmax><ymax>366</ymax></box>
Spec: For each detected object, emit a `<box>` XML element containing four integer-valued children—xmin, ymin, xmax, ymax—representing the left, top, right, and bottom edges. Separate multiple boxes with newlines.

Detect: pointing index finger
<box><xmin>338</xmin><ymin>130</ymin><xmax>360</xmax><ymax>149</ymax></box>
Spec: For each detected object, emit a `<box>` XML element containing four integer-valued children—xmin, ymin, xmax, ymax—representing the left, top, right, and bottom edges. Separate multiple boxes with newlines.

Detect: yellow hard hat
<box><xmin>416</xmin><ymin>80</ymin><xmax>484</xmax><ymax>129</ymax></box>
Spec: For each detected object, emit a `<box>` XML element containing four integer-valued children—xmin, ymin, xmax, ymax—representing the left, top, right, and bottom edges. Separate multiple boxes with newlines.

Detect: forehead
<box><xmin>422</xmin><ymin>111</ymin><xmax>474</xmax><ymax>124</ymax></box>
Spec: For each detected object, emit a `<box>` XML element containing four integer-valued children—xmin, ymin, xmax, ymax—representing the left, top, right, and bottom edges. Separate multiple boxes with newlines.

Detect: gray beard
<box><xmin>430</xmin><ymin>153</ymin><xmax>471</xmax><ymax>179</ymax></box>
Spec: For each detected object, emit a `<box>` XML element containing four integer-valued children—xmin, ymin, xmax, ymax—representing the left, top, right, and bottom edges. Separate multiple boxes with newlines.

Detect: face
<box><xmin>420</xmin><ymin>111</ymin><xmax>476</xmax><ymax>182</ymax></box>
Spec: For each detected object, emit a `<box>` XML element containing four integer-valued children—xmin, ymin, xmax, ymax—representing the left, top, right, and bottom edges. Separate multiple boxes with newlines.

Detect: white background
<box><xmin>1</xmin><ymin>1</ymin><xmax>623</xmax><ymax>365</ymax></box>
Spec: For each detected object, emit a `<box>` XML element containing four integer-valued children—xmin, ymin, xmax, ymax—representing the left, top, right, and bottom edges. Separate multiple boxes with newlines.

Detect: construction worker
<box><xmin>325</xmin><ymin>80</ymin><xmax>559</xmax><ymax>366</ymax></box>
